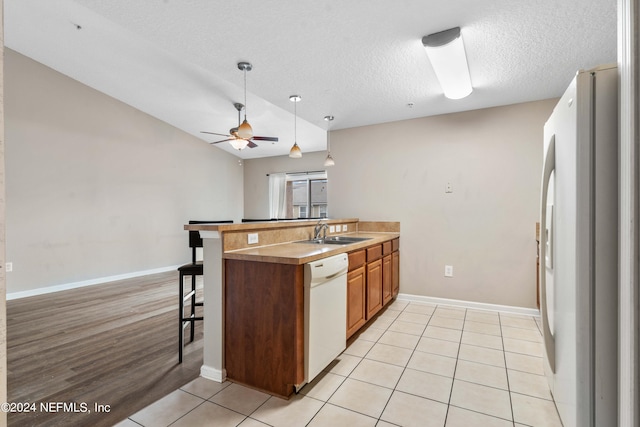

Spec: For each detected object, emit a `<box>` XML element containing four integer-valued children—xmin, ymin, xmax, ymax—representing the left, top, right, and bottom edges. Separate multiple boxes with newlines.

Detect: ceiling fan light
<box><xmin>289</xmin><ymin>142</ymin><xmax>302</xmax><ymax>158</ymax></box>
<box><xmin>237</xmin><ymin>119</ymin><xmax>253</xmax><ymax>139</ymax></box>
<box><xmin>229</xmin><ymin>138</ymin><xmax>249</xmax><ymax>150</ymax></box>
<box><xmin>324</xmin><ymin>153</ymin><xmax>335</xmax><ymax>167</ymax></box>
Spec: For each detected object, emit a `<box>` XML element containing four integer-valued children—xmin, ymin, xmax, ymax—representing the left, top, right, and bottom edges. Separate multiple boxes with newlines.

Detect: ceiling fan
<box><xmin>201</xmin><ymin>102</ymin><xmax>278</xmax><ymax>150</ymax></box>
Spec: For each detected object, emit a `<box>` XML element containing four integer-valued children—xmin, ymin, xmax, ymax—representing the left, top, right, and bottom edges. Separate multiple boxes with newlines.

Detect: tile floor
<box><xmin>115</xmin><ymin>300</ymin><xmax>563</xmax><ymax>427</ymax></box>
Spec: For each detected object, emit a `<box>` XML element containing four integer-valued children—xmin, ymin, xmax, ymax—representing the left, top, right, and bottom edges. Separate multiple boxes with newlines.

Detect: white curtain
<box><xmin>269</xmin><ymin>173</ymin><xmax>287</xmax><ymax>219</ymax></box>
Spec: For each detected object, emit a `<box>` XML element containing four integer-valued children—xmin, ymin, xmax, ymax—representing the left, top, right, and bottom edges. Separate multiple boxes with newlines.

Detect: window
<box><xmin>309</xmin><ymin>178</ymin><xmax>328</xmax><ymax>218</ymax></box>
<box><xmin>270</xmin><ymin>171</ymin><xmax>328</xmax><ymax>219</ymax></box>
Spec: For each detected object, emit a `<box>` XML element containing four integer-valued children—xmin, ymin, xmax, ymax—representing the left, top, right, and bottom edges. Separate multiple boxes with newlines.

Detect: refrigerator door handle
<box><xmin>540</xmin><ymin>135</ymin><xmax>556</xmax><ymax>373</ymax></box>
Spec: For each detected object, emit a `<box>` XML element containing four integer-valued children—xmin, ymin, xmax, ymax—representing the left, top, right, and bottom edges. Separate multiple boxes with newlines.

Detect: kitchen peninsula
<box><xmin>185</xmin><ymin>219</ymin><xmax>400</xmax><ymax>396</ymax></box>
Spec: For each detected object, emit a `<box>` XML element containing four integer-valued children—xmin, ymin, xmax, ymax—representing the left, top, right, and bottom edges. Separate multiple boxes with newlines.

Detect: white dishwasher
<box><xmin>303</xmin><ymin>253</ymin><xmax>348</xmax><ymax>386</ymax></box>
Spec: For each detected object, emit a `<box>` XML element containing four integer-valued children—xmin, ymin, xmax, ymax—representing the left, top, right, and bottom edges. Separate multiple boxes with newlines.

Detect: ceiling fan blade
<box><xmin>252</xmin><ymin>136</ymin><xmax>278</xmax><ymax>142</ymax></box>
<box><xmin>201</xmin><ymin>131</ymin><xmax>231</xmax><ymax>137</ymax></box>
<box><xmin>247</xmin><ymin>141</ymin><xmax>258</xmax><ymax>148</ymax></box>
<box><xmin>209</xmin><ymin>139</ymin><xmax>232</xmax><ymax>145</ymax></box>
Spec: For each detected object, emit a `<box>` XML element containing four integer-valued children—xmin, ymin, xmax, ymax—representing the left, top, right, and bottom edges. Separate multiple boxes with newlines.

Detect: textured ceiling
<box><xmin>5</xmin><ymin>0</ymin><xmax>617</xmax><ymax>159</ymax></box>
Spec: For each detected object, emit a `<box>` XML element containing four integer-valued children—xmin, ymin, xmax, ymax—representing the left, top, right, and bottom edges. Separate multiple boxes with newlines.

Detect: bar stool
<box><xmin>178</xmin><ymin>220</ymin><xmax>232</xmax><ymax>363</ymax></box>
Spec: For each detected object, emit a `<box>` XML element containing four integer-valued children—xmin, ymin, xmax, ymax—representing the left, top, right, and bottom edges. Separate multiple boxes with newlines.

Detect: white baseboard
<box><xmin>200</xmin><ymin>365</ymin><xmax>226</xmax><ymax>383</ymax></box>
<box><xmin>6</xmin><ymin>265</ymin><xmax>182</xmax><ymax>300</ymax></box>
<box><xmin>397</xmin><ymin>293</ymin><xmax>540</xmax><ymax>317</ymax></box>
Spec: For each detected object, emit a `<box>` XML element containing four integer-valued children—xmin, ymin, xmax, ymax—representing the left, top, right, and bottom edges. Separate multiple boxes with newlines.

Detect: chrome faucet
<box><xmin>313</xmin><ymin>220</ymin><xmax>329</xmax><ymax>240</ymax></box>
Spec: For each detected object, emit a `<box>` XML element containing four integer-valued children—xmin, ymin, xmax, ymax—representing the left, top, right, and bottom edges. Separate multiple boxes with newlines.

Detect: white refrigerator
<box><xmin>540</xmin><ymin>65</ymin><xmax>618</xmax><ymax>427</ymax></box>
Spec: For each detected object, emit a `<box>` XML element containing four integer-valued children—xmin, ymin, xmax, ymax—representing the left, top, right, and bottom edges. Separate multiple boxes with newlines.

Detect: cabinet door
<box><xmin>366</xmin><ymin>258</ymin><xmax>383</xmax><ymax>319</ymax></box>
<box><xmin>382</xmin><ymin>254</ymin><xmax>392</xmax><ymax>305</ymax></box>
<box><xmin>224</xmin><ymin>259</ymin><xmax>304</xmax><ymax>397</ymax></box>
<box><xmin>346</xmin><ymin>266</ymin><xmax>366</xmax><ymax>339</ymax></box>
<box><xmin>392</xmin><ymin>251</ymin><xmax>400</xmax><ymax>298</ymax></box>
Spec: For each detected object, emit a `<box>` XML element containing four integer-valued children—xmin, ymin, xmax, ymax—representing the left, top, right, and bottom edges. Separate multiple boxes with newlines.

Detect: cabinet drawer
<box><xmin>366</xmin><ymin>244</ymin><xmax>382</xmax><ymax>262</ymax></box>
<box><xmin>348</xmin><ymin>249</ymin><xmax>366</xmax><ymax>270</ymax></box>
<box><xmin>392</xmin><ymin>238</ymin><xmax>400</xmax><ymax>252</ymax></box>
<box><xmin>382</xmin><ymin>241</ymin><xmax>393</xmax><ymax>255</ymax></box>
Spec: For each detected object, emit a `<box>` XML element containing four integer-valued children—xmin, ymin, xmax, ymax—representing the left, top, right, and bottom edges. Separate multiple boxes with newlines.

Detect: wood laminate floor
<box><xmin>6</xmin><ymin>271</ymin><xmax>203</xmax><ymax>427</ymax></box>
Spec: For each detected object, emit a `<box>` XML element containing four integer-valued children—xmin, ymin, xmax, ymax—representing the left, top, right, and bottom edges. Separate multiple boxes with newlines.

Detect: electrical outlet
<box><xmin>444</xmin><ymin>265</ymin><xmax>453</xmax><ymax>277</ymax></box>
<box><xmin>329</xmin><ymin>225</ymin><xmax>335</xmax><ymax>233</ymax></box>
<box><xmin>247</xmin><ymin>233</ymin><xmax>259</xmax><ymax>244</ymax></box>
<box><xmin>342</xmin><ymin>224</ymin><xmax>348</xmax><ymax>232</ymax></box>
<box><xmin>5</xmin><ymin>262</ymin><xmax>12</xmax><ymax>272</ymax></box>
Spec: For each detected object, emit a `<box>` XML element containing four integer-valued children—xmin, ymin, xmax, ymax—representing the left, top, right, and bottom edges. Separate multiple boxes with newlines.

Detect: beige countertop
<box><xmin>223</xmin><ymin>232</ymin><xmax>400</xmax><ymax>265</ymax></box>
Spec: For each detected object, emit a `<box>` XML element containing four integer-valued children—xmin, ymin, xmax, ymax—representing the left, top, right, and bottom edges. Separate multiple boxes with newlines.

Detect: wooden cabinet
<box><xmin>382</xmin><ymin>254</ymin><xmax>392</xmax><ymax>305</ymax></box>
<box><xmin>346</xmin><ymin>265</ymin><xmax>366</xmax><ymax>338</ymax></box>
<box><xmin>382</xmin><ymin>240</ymin><xmax>393</xmax><ymax>305</ymax></box>
<box><xmin>365</xmin><ymin>244</ymin><xmax>384</xmax><ymax>319</ymax></box>
<box><xmin>347</xmin><ymin>250</ymin><xmax>366</xmax><ymax>339</ymax></box>
<box><xmin>392</xmin><ymin>250</ymin><xmax>400</xmax><ymax>298</ymax></box>
<box><xmin>346</xmin><ymin>238</ymin><xmax>400</xmax><ymax>338</ymax></box>
<box><xmin>224</xmin><ymin>259</ymin><xmax>304</xmax><ymax>397</ymax></box>
<box><xmin>366</xmin><ymin>258</ymin><xmax>383</xmax><ymax>319</ymax></box>
<box><xmin>392</xmin><ymin>238</ymin><xmax>400</xmax><ymax>298</ymax></box>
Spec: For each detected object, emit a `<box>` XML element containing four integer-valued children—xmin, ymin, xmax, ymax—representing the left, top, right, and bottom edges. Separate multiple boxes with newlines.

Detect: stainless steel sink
<box><xmin>325</xmin><ymin>236</ymin><xmax>371</xmax><ymax>243</ymax></box>
<box><xmin>296</xmin><ymin>236</ymin><xmax>371</xmax><ymax>245</ymax></box>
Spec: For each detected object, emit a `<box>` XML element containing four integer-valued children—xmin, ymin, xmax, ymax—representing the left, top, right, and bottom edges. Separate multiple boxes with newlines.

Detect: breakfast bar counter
<box><xmin>184</xmin><ymin>218</ymin><xmax>400</xmax><ymax>388</ymax></box>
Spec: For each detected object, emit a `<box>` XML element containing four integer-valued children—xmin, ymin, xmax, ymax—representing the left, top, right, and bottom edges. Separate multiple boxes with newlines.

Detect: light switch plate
<box><xmin>329</xmin><ymin>225</ymin><xmax>335</xmax><ymax>233</ymax></box>
<box><xmin>444</xmin><ymin>265</ymin><xmax>453</xmax><ymax>277</ymax></box>
<box><xmin>248</xmin><ymin>233</ymin><xmax>259</xmax><ymax>244</ymax></box>
<box><xmin>342</xmin><ymin>224</ymin><xmax>348</xmax><ymax>232</ymax></box>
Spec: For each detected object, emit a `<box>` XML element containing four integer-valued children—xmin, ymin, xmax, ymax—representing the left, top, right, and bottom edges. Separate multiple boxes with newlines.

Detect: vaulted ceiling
<box><xmin>5</xmin><ymin>0</ymin><xmax>617</xmax><ymax>159</ymax></box>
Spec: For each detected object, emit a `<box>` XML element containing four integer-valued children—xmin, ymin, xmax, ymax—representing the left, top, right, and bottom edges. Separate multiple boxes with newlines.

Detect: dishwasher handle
<box><xmin>305</xmin><ymin>253</ymin><xmax>349</xmax><ymax>287</ymax></box>
<box><xmin>309</xmin><ymin>269</ymin><xmax>347</xmax><ymax>288</ymax></box>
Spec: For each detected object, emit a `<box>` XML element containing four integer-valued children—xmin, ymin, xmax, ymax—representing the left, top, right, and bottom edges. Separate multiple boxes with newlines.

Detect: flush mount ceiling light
<box><xmin>236</xmin><ymin>62</ymin><xmax>254</xmax><ymax>139</ymax></box>
<box><xmin>323</xmin><ymin>115</ymin><xmax>335</xmax><ymax>167</ymax></box>
<box><xmin>422</xmin><ymin>27</ymin><xmax>473</xmax><ymax>100</ymax></box>
<box><xmin>289</xmin><ymin>95</ymin><xmax>302</xmax><ymax>158</ymax></box>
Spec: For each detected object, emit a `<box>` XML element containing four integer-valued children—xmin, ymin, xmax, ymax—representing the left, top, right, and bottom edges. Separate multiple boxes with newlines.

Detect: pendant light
<box><xmin>289</xmin><ymin>95</ymin><xmax>302</xmax><ymax>158</ymax></box>
<box><xmin>236</xmin><ymin>62</ymin><xmax>254</xmax><ymax>140</ymax></box>
<box><xmin>323</xmin><ymin>115</ymin><xmax>335</xmax><ymax>167</ymax></box>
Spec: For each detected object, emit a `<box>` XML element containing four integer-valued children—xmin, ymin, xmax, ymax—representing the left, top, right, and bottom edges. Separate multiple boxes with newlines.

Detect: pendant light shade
<box><xmin>323</xmin><ymin>115</ymin><xmax>335</xmax><ymax>167</ymax></box>
<box><xmin>289</xmin><ymin>142</ymin><xmax>302</xmax><ymax>158</ymax></box>
<box><xmin>324</xmin><ymin>153</ymin><xmax>335</xmax><ymax>167</ymax></box>
<box><xmin>289</xmin><ymin>95</ymin><xmax>302</xmax><ymax>158</ymax></box>
<box><xmin>235</xmin><ymin>62</ymin><xmax>254</xmax><ymax>141</ymax></box>
<box><xmin>237</xmin><ymin>119</ymin><xmax>253</xmax><ymax>139</ymax></box>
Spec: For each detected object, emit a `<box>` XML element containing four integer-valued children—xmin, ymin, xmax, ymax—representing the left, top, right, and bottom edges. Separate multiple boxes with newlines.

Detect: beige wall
<box><xmin>4</xmin><ymin>49</ymin><xmax>244</xmax><ymax>294</ymax></box>
<box><xmin>245</xmin><ymin>99</ymin><xmax>556</xmax><ymax>308</ymax></box>
<box><xmin>332</xmin><ymin>100</ymin><xmax>555</xmax><ymax>308</ymax></box>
